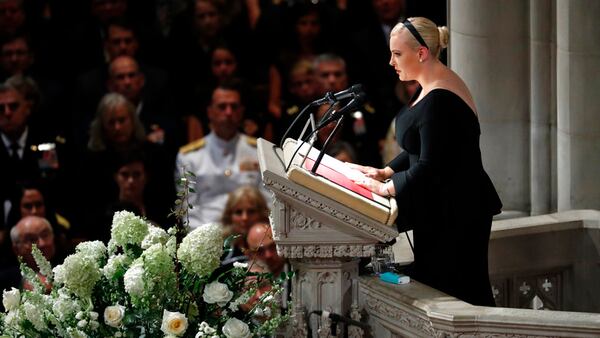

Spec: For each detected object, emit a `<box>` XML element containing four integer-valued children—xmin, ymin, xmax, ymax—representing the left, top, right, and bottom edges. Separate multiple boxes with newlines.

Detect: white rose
<box><xmin>2</xmin><ymin>287</ymin><xmax>20</xmax><ymax>312</ymax></box>
<box><xmin>222</xmin><ymin>318</ymin><xmax>251</xmax><ymax>338</ymax></box>
<box><xmin>202</xmin><ymin>281</ymin><xmax>234</xmax><ymax>307</ymax></box>
<box><xmin>160</xmin><ymin>310</ymin><xmax>188</xmax><ymax>336</ymax></box>
<box><xmin>104</xmin><ymin>305</ymin><xmax>125</xmax><ymax>328</ymax></box>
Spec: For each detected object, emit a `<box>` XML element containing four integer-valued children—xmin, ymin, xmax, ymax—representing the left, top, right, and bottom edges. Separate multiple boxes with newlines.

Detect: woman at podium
<box><xmin>352</xmin><ymin>17</ymin><xmax>502</xmax><ymax>306</ymax></box>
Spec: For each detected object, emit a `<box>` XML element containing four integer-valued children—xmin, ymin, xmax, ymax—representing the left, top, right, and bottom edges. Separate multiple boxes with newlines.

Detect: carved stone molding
<box><xmin>289</xmin><ymin>303</ymin><xmax>308</xmax><ymax>338</ymax></box>
<box><xmin>348</xmin><ymin>303</ymin><xmax>365</xmax><ymax>338</ymax></box>
<box><xmin>278</xmin><ymin>244</ymin><xmax>375</xmax><ymax>258</ymax></box>
<box><xmin>364</xmin><ymin>294</ymin><xmax>562</xmax><ymax>338</ymax></box>
<box><xmin>364</xmin><ymin>297</ymin><xmax>438</xmax><ymax>337</ymax></box>
<box><xmin>317</xmin><ymin>271</ymin><xmax>337</xmax><ymax>284</ymax></box>
<box><xmin>290</xmin><ymin>209</ymin><xmax>322</xmax><ymax>230</ymax></box>
<box><xmin>263</xmin><ymin>177</ymin><xmax>396</xmax><ymax>242</ymax></box>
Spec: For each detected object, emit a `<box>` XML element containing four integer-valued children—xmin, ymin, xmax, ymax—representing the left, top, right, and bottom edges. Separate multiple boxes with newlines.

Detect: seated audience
<box><xmin>245</xmin><ymin>222</ymin><xmax>284</xmax><ymax>276</ymax></box>
<box><xmin>313</xmin><ymin>53</ymin><xmax>382</xmax><ymax>166</ymax></box>
<box><xmin>2</xmin><ymin>182</ymin><xmax>70</xmax><ymax>265</ymax></box>
<box><xmin>0</xmin><ymin>78</ymin><xmax>68</xmax><ymax>238</ymax></box>
<box><xmin>175</xmin><ymin>83</ymin><xmax>266</xmax><ymax>228</ymax></box>
<box><xmin>240</xmin><ymin>221</ymin><xmax>287</xmax><ymax>314</ymax></box>
<box><xmin>0</xmin><ymin>216</ymin><xmax>55</xmax><ymax>298</ymax></box>
<box><xmin>278</xmin><ymin>59</ymin><xmax>319</xmax><ymax>143</ymax></box>
<box><xmin>187</xmin><ymin>44</ymin><xmax>270</xmax><ymax>141</ymax></box>
<box><xmin>220</xmin><ymin>185</ymin><xmax>270</xmax><ymax>266</ymax></box>
<box><xmin>77</xmin><ymin>92</ymin><xmax>173</xmax><ymax>241</ymax></box>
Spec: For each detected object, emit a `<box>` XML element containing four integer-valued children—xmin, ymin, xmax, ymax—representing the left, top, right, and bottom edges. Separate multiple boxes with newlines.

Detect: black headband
<box><xmin>402</xmin><ymin>20</ymin><xmax>429</xmax><ymax>49</ymax></box>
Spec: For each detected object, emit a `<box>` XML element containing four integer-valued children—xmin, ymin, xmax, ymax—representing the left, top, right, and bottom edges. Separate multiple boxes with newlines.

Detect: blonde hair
<box><xmin>221</xmin><ymin>185</ymin><xmax>270</xmax><ymax>226</ymax></box>
<box><xmin>392</xmin><ymin>17</ymin><xmax>449</xmax><ymax>59</ymax></box>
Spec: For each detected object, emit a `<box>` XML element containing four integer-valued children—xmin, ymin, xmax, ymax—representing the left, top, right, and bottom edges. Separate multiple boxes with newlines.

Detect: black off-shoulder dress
<box><xmin>388</xmin><ymin>87</ymin><xmax>502</xmax><ymax>306</ymax></box>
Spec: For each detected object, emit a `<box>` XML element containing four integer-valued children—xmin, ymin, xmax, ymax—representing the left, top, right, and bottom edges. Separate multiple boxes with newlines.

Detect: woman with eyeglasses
<box><xmin>350</xmin><ymin>17</ymin><xmax>502</xmax><ymax>306</ymax></box>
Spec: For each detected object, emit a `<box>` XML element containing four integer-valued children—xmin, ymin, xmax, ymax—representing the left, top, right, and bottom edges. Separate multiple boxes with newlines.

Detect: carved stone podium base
<box><xmin>290</xmin><ymin>258</ymin><xmax>359</xmax><ymax>338</ymax></box>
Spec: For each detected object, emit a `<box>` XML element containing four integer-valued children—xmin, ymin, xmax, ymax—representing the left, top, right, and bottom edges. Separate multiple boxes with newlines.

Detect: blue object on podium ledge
<box><xmin>379</xmin><ymin>271</ymin><xmax>410</xmax><ymax>285</ymax></box>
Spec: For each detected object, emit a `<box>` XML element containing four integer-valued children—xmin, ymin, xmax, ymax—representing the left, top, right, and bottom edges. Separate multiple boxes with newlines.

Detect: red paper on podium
<box><xmin>302</xmin><ymin>157</ymin><xmax>374</xmax><ymax>200</ymax></box>
<box><xmin>283</xmin><ymin>139</ymin><xmax>397</xmax><ymax>225</ymax></box>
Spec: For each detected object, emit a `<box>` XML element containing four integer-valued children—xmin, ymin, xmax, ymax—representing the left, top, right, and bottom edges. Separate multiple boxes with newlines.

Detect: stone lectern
<box><xmin>257</xmin><ymin>138</ymin><xmax>399</xmax><ymax>337</ymax></box>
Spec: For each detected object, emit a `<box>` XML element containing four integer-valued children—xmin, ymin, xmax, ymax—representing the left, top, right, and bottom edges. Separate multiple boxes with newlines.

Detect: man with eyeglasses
<box><xmin>0</xmin><ymin>216</ymin><xmax>55</xmax><ymax>298</ymax></box>
<box><xmin>176</xmin><ymin>83</ymin><xmax>266</xmax><ymax>228</ymax></box>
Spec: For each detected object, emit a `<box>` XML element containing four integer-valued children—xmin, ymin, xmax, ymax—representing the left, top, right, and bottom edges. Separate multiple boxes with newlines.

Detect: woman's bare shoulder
<box><xmin>433</xmin><ymin>74</ymin><xmax>478</xmax><ymax>115</ymax></box>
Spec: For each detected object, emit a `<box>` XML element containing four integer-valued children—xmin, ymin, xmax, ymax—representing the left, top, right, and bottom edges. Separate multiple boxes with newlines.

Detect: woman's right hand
<box><xmin>346</xmin><ymin>163</ymin><xmax>394</xmax><ymax>181</ymax></box>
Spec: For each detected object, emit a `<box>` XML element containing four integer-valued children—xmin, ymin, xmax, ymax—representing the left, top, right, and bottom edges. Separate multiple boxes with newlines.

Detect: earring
<box><xmin>419</xmin><ymin>59</ymin><xmax>423</xmax><ymax>63</ymax></box>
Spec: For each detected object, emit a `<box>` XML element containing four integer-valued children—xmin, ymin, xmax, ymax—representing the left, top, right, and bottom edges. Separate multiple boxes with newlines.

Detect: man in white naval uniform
<box><xmin>175</xmin><ymin>84</ymin><xmax>264</xmax><ymax>229</ymax></box>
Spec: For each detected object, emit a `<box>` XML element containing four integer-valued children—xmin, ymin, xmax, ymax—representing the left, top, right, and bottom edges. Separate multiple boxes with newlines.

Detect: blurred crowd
<box><xmin>0</xmin><ymin>0</ymin><xmax>445</xmax><ymax>291</ymax></box>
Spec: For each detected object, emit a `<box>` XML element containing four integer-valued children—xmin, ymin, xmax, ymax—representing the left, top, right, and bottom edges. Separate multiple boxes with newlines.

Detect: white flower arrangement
<box><xmin>1</xmin><ymin>174</ymin><xmax>291</xmax><ymax>337</ymax></box>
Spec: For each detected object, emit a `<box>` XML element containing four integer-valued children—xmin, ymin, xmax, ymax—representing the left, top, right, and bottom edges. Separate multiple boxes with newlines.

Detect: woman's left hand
<box><xmin>354</xmin><ymin>176</ymin><xmax>381</xmax><ymax>192</ymax></box>
<box><xmin>354</xmin><ymin>177</ymin><xmax>394</xmax><ymax>197</ymax></box>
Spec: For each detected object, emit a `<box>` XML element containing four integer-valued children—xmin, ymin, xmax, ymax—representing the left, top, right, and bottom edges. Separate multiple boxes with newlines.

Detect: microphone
<box><xmin>316</xmin><ymin>92</ymin><xmax>367</xmax><ymax>128</ymax></box>
<box><xmin>312</xmin><ymin>84</ymin><xmax>364</xmax><ymax>106</ymax></box>
<box><xmin>312</xmin><ymin>310</ymin><xmax>370</xmax><ymax>330</ymax></box>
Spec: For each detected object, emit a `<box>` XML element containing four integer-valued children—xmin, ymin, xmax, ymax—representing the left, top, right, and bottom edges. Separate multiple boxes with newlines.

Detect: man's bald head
<box><xmin>246</xmin><ymin>222</ymin><xmax>284</xmax><ymax>275</ymax></box>
<box><xmin>11</xmin><ymin>216</ymin><xmax>55</xmax><ymax>268</ymax></box>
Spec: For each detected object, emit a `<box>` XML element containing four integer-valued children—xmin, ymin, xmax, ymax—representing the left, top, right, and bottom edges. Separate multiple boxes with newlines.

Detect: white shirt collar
<box><xmin>210</xmin><ymin>132</ymin><xmax>240</xmax><ymax>149</ymax></box>
<box><xmin>1</xmin><ymin>127</ymin><xmax>28</xmax><ymax>158</ymax></box>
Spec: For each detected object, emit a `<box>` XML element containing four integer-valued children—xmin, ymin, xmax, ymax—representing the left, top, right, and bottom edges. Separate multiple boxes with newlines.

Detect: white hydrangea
<box><xmin>67</xmin><ymin>327</ymin><xmax>89</xmax><ymax>338</ymax></box>
<box><xmin>123</xmin><ymin>261</ymin><xmax>145</xmax><ymax>297</ymax></box>
<box><xmin>177</xmin><ymin>223</ymin><xmax>223</xmax><ymax>277</ymax></box>
<box><xmin>52</xmin><ymin>290</ymin><xmax>81</xmax><ymax>322</ymax></box>
<box><xmin>165</xmin><ymin>235</ymin><xmax>177</xmax><ymax>257</ymax></box>
<box><xmin>110</xmin><ymin>211</ymin><xmax>149</xmax><ymax>247</ymax></box>
<box><xmin>102</xmin><ymin>254</ymin><xmax>130</xmax><ymax>279</ymax></box>
<box><xmin>75</xmin><ymin>241</ymin><xmax>107</xmax><ymax>263</ymax></box>
<box><xmin>53</xmin><ymin>253</ymin><xmax>101</xmax><ymax>299</ymax></box>
<box><xmin>141</xmin><ymin>225</ymin><xmax>169</xmax><ymax>249</ymax></box>
<box><xmin>24</xmin><ymin>302</ymin><xmax>46</xmax><ymax>331</ymax></box>
<box><xmin>141</xmin><ymin>244</ymin><xmax>176</xmax><ymax>294</ymax></box>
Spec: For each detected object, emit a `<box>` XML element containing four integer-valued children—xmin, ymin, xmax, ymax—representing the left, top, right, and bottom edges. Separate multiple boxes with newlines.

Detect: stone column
<box><xmin>449</xmin><ymin>1</ymin><xmax>530</xmax><ymax>215</ymax></box>
<box><xmin>529</xmin><ymin>0</ymin><xmax>555</xmax><ymax>215</ymax></box>
<box><xmin>556</xmin><ymin>0</ymin><xmax>600</xmax><ymax>210</ymax></box>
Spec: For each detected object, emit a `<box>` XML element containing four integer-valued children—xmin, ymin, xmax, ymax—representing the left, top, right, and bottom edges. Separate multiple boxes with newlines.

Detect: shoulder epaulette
<box><xmin>246</xmin><ymin>136</ymin><xmax>257</xmax><ymax>147</ymax></box>
<box><xmin>179</xmin><ymin>138</ymin><xmax>206</xmax><ymax>154</ymax></box>
<box><xmin>287</xmin><ymin>105</ymin><xmax>299</xmax><ymax>115</ymax></box>
<box><xmin>55</xmin><ymin>213</ymin><xmax>71</xmax><ymax>230</ymax></box>
<box><xmin>364</xmin><ymin>103</ymin><xmax>376</xmax><ymax>114</ymax></box>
